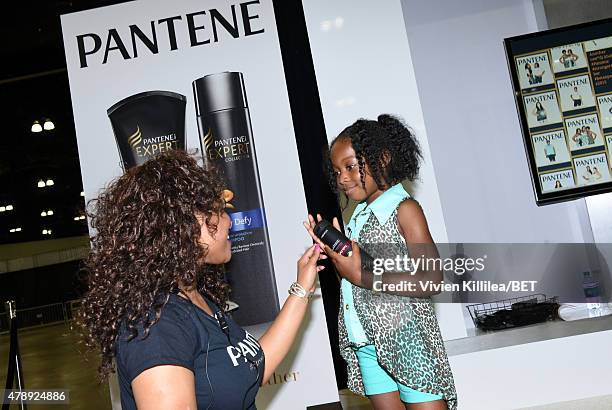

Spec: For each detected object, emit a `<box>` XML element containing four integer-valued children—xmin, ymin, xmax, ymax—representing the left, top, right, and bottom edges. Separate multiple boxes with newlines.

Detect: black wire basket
<box><xmin>466</xmin><ymin>294</ymin><xmax>559</xmax><ymax>331</ymax></box>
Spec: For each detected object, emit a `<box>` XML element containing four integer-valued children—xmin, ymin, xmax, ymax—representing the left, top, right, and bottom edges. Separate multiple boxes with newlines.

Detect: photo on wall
<box><xmin>531</xmin><ymin>129</ymin><xmax>571</xmax><ymax>167</ymax></box>
<box><xmin>597</xmin><ymin>93</ymin><xmax>612</xmax><ymax>131</ymax></box>
<box><xmin>523</xmin><ymin>91</ymin><xmax>563</xmax><ymax>129</ymax></box>
<box><xmin>515</xmin><ymin>52</ymin><xmax>554</xmax><ymax>90</ymax></box>
<box><xmin>564</xmin><ymin>113</ymin><xmax>604</xmax><ymax>151</ymax></box>
<box><xmin>583</xmin><ymin>35</ymin><xmax>612</xmax><ymax>53</ymax></box>
<box><xmin>573</xmin><ymin>152</ymin><xmax>612</xmax><ymax>186</ymax></box>
<box><xmin>539</xmin><ymin>168</ymin><xmax>575</xmax><ymax>192</ymax></box>
<box><xmin>506</xmin><ymin>18</ymin><xmax>612</xmax><ymax>205</ymax></box>
<box><xmin>550</xmin><ymin>43</ymin><xmax>588</xmax><ymax>73</ymax></box>
<box><xmin>556</xmin><ymin>75</ymin><xmax>596</xmax><ymax>112</ymax></box>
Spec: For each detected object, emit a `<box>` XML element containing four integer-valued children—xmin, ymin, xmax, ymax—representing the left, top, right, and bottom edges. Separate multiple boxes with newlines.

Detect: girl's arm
<box><xmin>377</xmin><ymin>199</ymin><xmax>443</xmax><ymax>296</ymax></box>
<box><xmin>258</xmin><ymin>244</ymin><xmax>322</xmax><ymax>384</ymax></box>
<box><xmin>307</xmin><ymin>201</ymin><xmax>443</xmax><ymax>297</ymax></box>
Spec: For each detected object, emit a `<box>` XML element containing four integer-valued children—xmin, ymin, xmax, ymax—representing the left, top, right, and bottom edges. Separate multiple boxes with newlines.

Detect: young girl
<box><xmin>306</xmin><ymin>115</ymin><xmax>457</xmax><ymax>410</ymax></box>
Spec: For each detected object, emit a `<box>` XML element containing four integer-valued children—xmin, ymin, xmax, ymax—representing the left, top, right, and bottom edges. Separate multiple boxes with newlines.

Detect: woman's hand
<box><xmin>296</xmin><ymin>243</ymin><xmax>324</xmax><ymax>292</ymax></box>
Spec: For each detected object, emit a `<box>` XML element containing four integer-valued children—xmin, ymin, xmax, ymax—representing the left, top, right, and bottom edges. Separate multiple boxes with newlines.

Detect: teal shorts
<box><xmin>355</xmin><ymin>345</ymin><xmax>443</xmax><ymax>404</ymax></box>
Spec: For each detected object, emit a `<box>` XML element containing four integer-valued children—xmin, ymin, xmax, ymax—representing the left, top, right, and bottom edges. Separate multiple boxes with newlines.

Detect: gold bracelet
<box><xmin>288</xmin><ymin>282</ymin><xmax>313</xmax><ymax>301</ymax></box>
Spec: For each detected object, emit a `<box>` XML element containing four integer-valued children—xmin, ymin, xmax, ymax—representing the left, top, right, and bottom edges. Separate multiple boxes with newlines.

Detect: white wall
<box><xmin>400</xmin><ymin>0</ymin><xmax>612</xmax><ymax>329</ymax></box>
<box><xmin>302</xmin><ymin>0</ymin><xmax>467</xmax><ymax>341</ymax></box>
<box><xmin>401</xmin><ymin>0</ymin><xmax>595</xmax><ymax>244</ymax></box>
<box><xmin>302</xmin><ymin>0</ymin><xmax>448</xmax><ymax>243</ymax></box>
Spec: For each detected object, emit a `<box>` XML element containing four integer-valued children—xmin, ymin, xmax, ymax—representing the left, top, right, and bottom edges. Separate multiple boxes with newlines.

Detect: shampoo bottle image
<box><xmin>107</xmin><ymin>91</ymin><xmax>186</xmax><ymax>170</ymax></box>
<box><xmin>193</xmin><ymin>72</ymin><xmax>279</xmax><ymax>325</ymax></box>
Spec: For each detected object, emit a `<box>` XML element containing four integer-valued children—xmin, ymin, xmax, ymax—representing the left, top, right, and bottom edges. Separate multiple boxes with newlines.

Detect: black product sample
<box><xmin>107</xmin><ymin>91</ymin><xmax>186</xmax><ymax>170</ymax></box>
<box><xmin>193</xmin><ymin>72</ymin><xmax>279</xmax><ymax>326</ymax></box>
<box><xmin>313</xmin><ymin>219</ymin><xmax>375</xmax><ymax>272</ymax></box>
<box><xmin>313</xmin><ymin>220</ymin><xmax>352</xmax><ymax>256</ymax></box>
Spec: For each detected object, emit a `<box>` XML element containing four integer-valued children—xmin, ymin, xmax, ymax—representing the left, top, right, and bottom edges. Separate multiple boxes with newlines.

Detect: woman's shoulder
<box><xmin>115</xmin><ymin>294</ymin><xmax>202</xmax><ymax>383</ymax></box>
<box><xmin>117</xmin><ymin>294</ymin><xmax>198</xmax><ymax>343</ymax></box>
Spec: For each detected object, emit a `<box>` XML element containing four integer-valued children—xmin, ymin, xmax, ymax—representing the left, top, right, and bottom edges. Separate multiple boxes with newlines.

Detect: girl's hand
<box><xmin>303</xmin><ymin>214</ymin><xmax>324</xmax><ymax>247</ymax></box>
<box><xmin>302</xmin><ymin>214</ymin><xmax>328</xmax><ymax>261</ymax></box>
<box><xmin>304</xmin><ymin>215</ymin><xmax>361</xmax><ymax>284</ymax></box>
<box><xmin>323</xmin><ymin>240</ymin><xmax>363</xmax><ymax>286</ymax></box>
<box><xmin>296</xmin><ymin>244</ymin><xmax>324</xmax><ymax>293</ymax></box>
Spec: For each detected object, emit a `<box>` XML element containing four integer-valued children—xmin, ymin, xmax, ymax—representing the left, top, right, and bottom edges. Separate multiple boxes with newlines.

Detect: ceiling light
<box><xmin>31</xmin><ymin>121</ymin><xmax>43</xmax><ymax>133</ymax></box>
<box><xmin>47</xmin><ymin>210</ymin><xmax>53</xmax><ymax>215</ymax></box>
<box><xmin>43</xmin><ymin>119</ymin><xmax>55</xmax><ymax>130</ymax></box>
<box><xmin>37</xmin><ymin>180</ymin><xmax>45</xmax><ymax>188</ymax></box>
<box><xmin>46</xmin><ymin>179</ymin><xmax>54</xmax><ymax>186</ymax></box>
<box><xmin>41</xmin><ymin>211</ymin><xmax>47</xmax><ymax>217</ymax></box>
<box><xmin>5</xmin><ymin>205</ymin><xmax>13</xmax><ymax>211</ymax></box>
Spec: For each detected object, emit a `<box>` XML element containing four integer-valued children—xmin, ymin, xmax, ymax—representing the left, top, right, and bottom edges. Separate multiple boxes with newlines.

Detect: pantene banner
<box><xmin>61</xmin><ymin>0</ymin><xmax>339</xmax><ymax>408</ymax></box>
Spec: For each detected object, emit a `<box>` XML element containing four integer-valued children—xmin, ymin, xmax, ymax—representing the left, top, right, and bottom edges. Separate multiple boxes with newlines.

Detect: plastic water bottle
<box><xmin>582</xmin><ymin>271</ymin><xmax>602</xmax><ymax>310</ymax></box>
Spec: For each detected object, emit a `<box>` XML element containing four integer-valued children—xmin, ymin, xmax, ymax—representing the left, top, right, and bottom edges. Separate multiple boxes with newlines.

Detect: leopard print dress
<box><xmin>338</xmin><ymin>199</ymin><xmax>458</xmax><ymax>410</ymax></box>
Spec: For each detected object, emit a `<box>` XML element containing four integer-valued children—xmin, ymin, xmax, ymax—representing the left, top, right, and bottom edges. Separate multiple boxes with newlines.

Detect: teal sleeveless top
<box><xmin>338</xmin><ymin>183</ymin><xmax>457</xmax><ymax>409</ymax></box>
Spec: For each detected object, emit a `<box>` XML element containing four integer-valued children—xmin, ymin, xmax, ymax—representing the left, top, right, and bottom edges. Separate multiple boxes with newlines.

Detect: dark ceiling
<box><xmin>0</xmin><ymin>1</ymin><xmax>131</xmax><ymax>245</ymax></box>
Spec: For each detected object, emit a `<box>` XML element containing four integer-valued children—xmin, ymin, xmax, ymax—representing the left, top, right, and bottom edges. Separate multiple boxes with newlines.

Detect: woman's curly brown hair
<box><xmin>77</xmin><ymin>149</ymin><xmax>230</xmax><ymax>379</ymax></box>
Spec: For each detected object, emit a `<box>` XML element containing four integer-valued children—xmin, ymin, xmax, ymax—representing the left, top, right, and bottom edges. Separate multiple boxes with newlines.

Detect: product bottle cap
<box><xmin>313</xmin><ymin>220</ymin><xmax>332</xmax><ymax>238</ymax></box>
<box><xmin>107</xmin><ymin>90</ymin><xmax>186</xmax><ymax>116</ymax></box>
<box><xmin>192</xmin><ymin>72</ymin><xmax>248</xmax><ymax>115</ymax></box>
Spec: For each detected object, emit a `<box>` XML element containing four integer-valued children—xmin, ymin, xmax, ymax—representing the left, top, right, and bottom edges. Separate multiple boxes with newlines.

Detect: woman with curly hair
<box><xmin>78</xmin><ymin>149</ymin><xmax>323</xmax><ymax>409</ymax></box>
<box><xmin>306</xmin><ymin>115</ymin><xmax>457</xmax><ymax>409</ymax></box>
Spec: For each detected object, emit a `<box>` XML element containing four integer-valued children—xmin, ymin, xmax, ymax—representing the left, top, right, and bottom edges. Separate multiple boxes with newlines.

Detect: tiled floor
<box><xmin>0</xmin><ymin>323</ymin><xmax>111</xmax><ymax>409</ymax></box>
<box><xmin>339</xmin><ymin>390</ymin><xmax>371</xmax><ymax>409</ymax></box>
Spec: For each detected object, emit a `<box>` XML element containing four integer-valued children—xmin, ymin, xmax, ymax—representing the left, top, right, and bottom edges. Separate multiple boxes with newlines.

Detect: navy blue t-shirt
<box><xmin>116</xmin><ymin>294</ymin><xmax>264</xmax><ymax>409</ymax></box>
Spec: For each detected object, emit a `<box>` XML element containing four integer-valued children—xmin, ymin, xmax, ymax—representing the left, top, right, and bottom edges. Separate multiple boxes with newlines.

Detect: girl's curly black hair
<box><xmin>77</xmin><ymin>149</ymin><xmax>230</xmax><ymax>379</ymax></box>
<box><xmin>325</xmin><ymin>114</ymin><xmax>422</xmax><ymax>193</ymax></box>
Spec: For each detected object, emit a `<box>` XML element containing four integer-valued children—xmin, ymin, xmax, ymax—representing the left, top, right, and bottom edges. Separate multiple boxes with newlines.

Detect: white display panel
<box><xmin>61</xmin><ymin>0</ymin><xmax>339</xmax><ymax>408</ymax></box>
